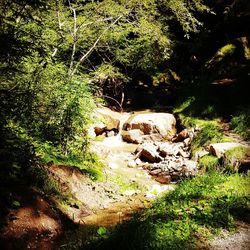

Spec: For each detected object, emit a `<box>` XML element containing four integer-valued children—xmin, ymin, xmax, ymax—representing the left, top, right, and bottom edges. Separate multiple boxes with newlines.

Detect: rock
<box><xmin>181</xmin><ymin>160</ymin><xmax>198</xmax><ymax>177</ymax></box>
<box><xmin>154</xmin><ymin>174</ymin><xmax>171</xmax><ymax>184</ymax></box>
<box><xmin>158</xmin><ymin>142</ymin><xmax>173</xmax><ymax>157</ymax></box>
<box><xmin>135</xmin><ymin>158</ymin><xmax>142</xmax><ymax>165</ymax></box>
<box><xmin>194</xmin><ymin>150</ymin><xmax>209</xmax><ymax>161</ymax></box>
<box><xmin>122</xmin><ymin>129</ymin><xmax>143</xmax><ymax>144</ymax></box>
<box><xmin>123</xmin><ymin>113</ymin><xmax>176</xmax><ymax>141</ymax></box>
<box><xmin>149</xmin><ymin>169</ymin><xmax>162</xmax><ymax>176</ymax></box>
<box><xmin>123</xmin><ymin>190</ymin><xmax>138</xmax><ymax>196</ymax></box>
<box><xmin>158</xmin><ymin>142</ymin><xmax>186</xmax><ymax>157</ymax></box>
<box><xmin>94</xmin><ymin>123</ymin><xmax>106</xmax><ymax>136</ymax></box>
<box><xmin>90</xmin><ymin>107</ymin><xmax>122</xmax><ymax>136</ymax></box>
<box><xmin>179</xmin><ymin>149</ymin><xmax>190</xmax><ymax>158</ymax></box>
<box><xmin>136</xmin><ymin>143</ymin><xmax>162</xmax><ymax>163</ymax></box>
<box><xmin>184</xmin><ymin>138</ymin><xmax>191</xmax><ymax>147</ymax></box>
<box><xmin>127</xmin><ymin>160</ymin><xmax>137</xmax><ymax>168</ymax></box>
<box><xmin>172</xmin><ymin>129</ymin><xmax>189</xmax><ymax>142</ymax></box>
<box><xmin>209</xmin><ymin>142</ymin><xmax>244</xmax><ymax>158</ymax></box>
<box><xmin>147</xmin><ymin>157</ymin><xmax>197</xmax><ymax>183</ymax></box>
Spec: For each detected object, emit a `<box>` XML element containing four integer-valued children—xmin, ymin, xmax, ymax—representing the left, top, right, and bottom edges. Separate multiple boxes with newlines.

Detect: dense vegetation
<box><xmin>0</xmin><ymin>0</ymin><xmax>215</xmax><ymax>182</ymax></box>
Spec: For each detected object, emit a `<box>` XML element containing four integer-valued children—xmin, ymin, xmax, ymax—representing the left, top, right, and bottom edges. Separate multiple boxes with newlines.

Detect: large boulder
<box><xmin>135</xmin><ymin>142</ymin><xmax>162</xmax><ymax>163</ymax></box>
<box><xmin>209</xmin><ymin>142</ymin><xmax>244</xmax><ymax>158</ymax></box>
<box><xmin>122</xmin><ymin>113</ymin><xmax>176</xmax><ymax>143</ymax></box>
<box><xmin>89</xmin><ymin>107</ymin><xmax>122</xmax><ymax>136</ymax></box>
<box><xmin>121</xmin><ymin>129</ymin><xmax>144</xmax><ymax>144</ymax></box>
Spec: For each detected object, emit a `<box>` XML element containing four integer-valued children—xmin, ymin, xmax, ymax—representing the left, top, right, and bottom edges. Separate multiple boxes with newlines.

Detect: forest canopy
<box><xmin>0</xmin><ymin>0</ymin><xmax>249</xmax><ymax>180</ymax></box>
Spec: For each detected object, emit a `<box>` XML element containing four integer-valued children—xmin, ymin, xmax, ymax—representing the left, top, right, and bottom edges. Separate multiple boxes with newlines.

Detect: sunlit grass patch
<box><xmin>92</xmin><ymin>172</ymin><xmax>250</xmax><ymax>250</ymax></box>
<box><xmin>230</xmin><ymin>109</ymin><xmax>250</xmax><ymax>140</ymax></box>
<box><xmin>36</xmin><ymin>142</ymin><xmax>104</xmax><ymax>181</ymax></box>
<box><xmin>224</xmin><ymin>146</ymin><xmax>250</xmax><ymax>173</ymax></box>
<box><xmin>109</xmin><ymin>175</ymin><xmax>144</xmax><ymax>192</ymax></box>
<box><xmin>199</xmin><ymin>155</ymin><xmax>220</xmax><ymax>172</ymax></box>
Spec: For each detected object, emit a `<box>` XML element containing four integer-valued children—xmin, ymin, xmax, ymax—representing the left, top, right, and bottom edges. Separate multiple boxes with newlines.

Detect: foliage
<box><xmin>91</xmin><ymin>173</ymin><xmax>250</xmax><ymax>250</ymax></box>
<box><xmin>0</xmin><ymin>0</ymin><xmax>211</xmax><ymax>187</ymax></box>
<box><xmin>224</xmin><ymin>146</ymin><xmax>250</xmax><ymax>173</ymax></box>
<box><xmin>0</xmin><ymin>0</ymin><xmax>99</xmax><ymax>185</ymax></box>
<box><xmin>199</xmin><ymin>155</ymin><xmax>220</xmax><ymax>172</ymax></box>
<box><xmin>192</xmin><ymin>123</ymin><xmax>224</xmax><ymax>152</ymax></box>
<box><xmin>230</xmin><ymin>109</ymin><xmax>250</xmax><ymax>140</ymax></box>
<box><xmin>36</xmin><ymin>142</ymin><xmax>104</xmax><ymax>181</ymax></box>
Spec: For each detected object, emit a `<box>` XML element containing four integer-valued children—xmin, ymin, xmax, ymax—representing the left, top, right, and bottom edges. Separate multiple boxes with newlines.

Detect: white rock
<box><xmin>123</xmin><ymin>113</ymin><xmax>176</xmax><ymax>141</ymax></box>
<box><xmin>209</xmin><ymin>142</ymin><xmax>245</xmax><ymax>158</ymax></box>
<box><xmin>128</xmin><ymin>160</ymin><xmax>136</xmax><ymax>168</ymax></box>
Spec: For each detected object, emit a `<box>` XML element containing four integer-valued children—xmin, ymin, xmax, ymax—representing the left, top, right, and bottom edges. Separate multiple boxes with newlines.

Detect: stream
<box><xmin>86</xmin><ymin>120</ymin><xmax>175</xmax><ymax>227</ymax></box>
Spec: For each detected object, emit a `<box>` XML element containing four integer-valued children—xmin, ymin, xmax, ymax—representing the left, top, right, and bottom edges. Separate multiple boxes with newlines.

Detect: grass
<box><xmin>230</xmin><ymin>109</ymin><xmax>250</xmax><ymax>140</ymax></box>
<box><xmin>109</xmin><ymin>175</ymin><xmax>144</xmax><ymax>193</ymax></box>
<box><xmin>36</xmin><ymin>142</ymin><xmax>104</xmax><ymax>181</ymax></box>
<box><xmin>224</xmin><ymin>146</ymin><xmax>250</xmax><ymax>173</ymax></box>
<box><xmin>87</xmin><ymin>172</ymin><xmax>250</xmax><ymax>250</ymax></box>
<box><xmin>175</xmin><ymin>113</ymin><xmax>229</xmax><ymax>154</ymax></box>
<box><xmin>173</xmin><ymin>95</ymin><xmax>233</xmax><ymax>155</ymax></box>
<box><xmin>199</xmin><ymin>155</ymin><xmax>220</xmax><ymax>172</ymax></box>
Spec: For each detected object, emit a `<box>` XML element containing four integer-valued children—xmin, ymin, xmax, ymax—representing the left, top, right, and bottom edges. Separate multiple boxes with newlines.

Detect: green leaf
<box><xmin>97</xmin><ymin>226</ymin><xmax>107</xmax><ymax>236</ymax></box>
<box><xmin>12</xmin><ymin>200</ymin><xmax>21</xmax><ymax>208</ymax></box>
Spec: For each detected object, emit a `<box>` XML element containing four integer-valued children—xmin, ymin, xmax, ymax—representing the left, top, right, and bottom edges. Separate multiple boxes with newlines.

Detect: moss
<box><xmin>207</xmin><ymin>44</ymin><xmax>237</xmax><ymax>65</ymax></box>
<box><xmin>191</xmin><ymin>123</ymin><xmax>224</xmax><ymax>152</ymax></box>
<box><xmin>230</xmin><ymin>109</ymin><xmax>250</xmax><ymax>140</ymax></box>
<box><xmin>224</xmin><ymin>146</ymin><xmax>250</xmax><ymax>172</ymax></box>
<box><xmin>199</xmin><ymin>155</ymin><xmax>220</xmax><ymax>172</ymax></box>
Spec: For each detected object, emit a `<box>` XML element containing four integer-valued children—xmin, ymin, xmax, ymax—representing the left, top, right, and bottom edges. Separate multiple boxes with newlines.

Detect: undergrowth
<box><xmin>36</xmin><ymin>142</ymin><xmax>104</xmax><ymax>181</ymax></box>
<box><xmin>199</xmin><ymin>155</ymin><xmax>220</xmax><ymax>172</ymax></box>
<box><xmin>230</xmin><ymin>108</ymin><xmax>250</xmax><ymax>140</ymax></box>
<box><xmin>88</xmin><ymin>172</ymin><xmax>250</xmax><ymax>250</ymax></box>
<box><xmin>224</xmin><ymin>146</ymin><xmax>250</xmax><ymax>173</ymax></box>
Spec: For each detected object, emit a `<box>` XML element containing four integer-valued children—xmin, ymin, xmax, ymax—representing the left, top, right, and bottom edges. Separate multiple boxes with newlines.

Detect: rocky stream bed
<box><xmin>1</xmin><ymin>106</ymin><xmax>249</xmax><ymax>249</ymax></box>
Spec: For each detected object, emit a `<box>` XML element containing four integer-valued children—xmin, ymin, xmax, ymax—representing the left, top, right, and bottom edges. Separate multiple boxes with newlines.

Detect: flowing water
<box><xmin>86</xmin><ymin>111</ymin><xmax>175</xmax><ymax>227</ymax></box>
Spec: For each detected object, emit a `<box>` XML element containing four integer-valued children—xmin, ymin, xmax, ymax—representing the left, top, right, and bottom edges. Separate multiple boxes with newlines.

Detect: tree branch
<box><xmin>68</xmin><ymin>3</ymin><xmax>77</xmax><ymax>75</ymax></box>
<box><xmin>70</xmin><ymin>15</ymin><xmax>123</xmax><ymax>76</ymax></box>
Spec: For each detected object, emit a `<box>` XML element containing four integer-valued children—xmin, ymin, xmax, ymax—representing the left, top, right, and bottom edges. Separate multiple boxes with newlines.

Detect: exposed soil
<box><xmin>0</xmin><ymin>185</ymin><xmax>64</xmax><ymax>250</ymax></box>
<box><xmin>208</xmin><ymin>222</ymin><xmax>250</xmax><ymax>250</ymax></box>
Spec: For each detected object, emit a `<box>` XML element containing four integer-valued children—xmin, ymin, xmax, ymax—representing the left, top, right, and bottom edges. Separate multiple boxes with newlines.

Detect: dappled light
<box><xmin>0</xmin><ymin>0</ymin><xmax>249</xmax><ymax>249</ymax></box>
